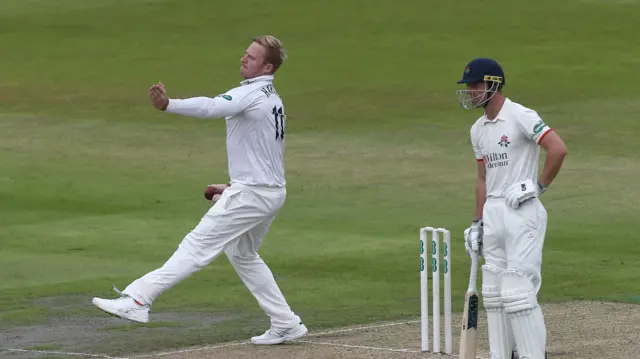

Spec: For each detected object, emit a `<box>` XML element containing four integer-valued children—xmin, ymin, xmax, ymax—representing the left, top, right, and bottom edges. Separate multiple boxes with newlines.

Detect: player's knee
<box><xmin>507</xmin><ymin>262</ymin><xmax>542</xmax><ymax>292</ymax></box>
<box><xmin>500</xmin><ymin>269</ymin><xmax>538</xmax><ymax>314</ymax></box>
<box><xmin>226</xmin><ymin>251</ymin><xmax>261</xmax><ymax>266</ymax></box>
<box><xmin>481</xmin><ymin>264</ymin><xmax>503</xmax><ymax>310</ymax></box>
<box><xmin>179</xmin><ymin>233</ymin><xmax>211</xmax><ymax>268</ymax></box>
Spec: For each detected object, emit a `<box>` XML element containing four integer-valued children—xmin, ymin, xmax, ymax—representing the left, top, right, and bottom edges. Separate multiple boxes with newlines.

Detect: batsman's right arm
<box><xmin>474</xmin><ymin>162</ymin><xmax>486</xmax><ymax>221</ymax></box>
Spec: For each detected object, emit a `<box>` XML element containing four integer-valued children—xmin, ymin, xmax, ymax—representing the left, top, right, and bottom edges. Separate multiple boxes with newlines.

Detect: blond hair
<box><xmin>252</xmin><ymin>35</ymin><xmax>287</xmax><ymax>73</ymax></box>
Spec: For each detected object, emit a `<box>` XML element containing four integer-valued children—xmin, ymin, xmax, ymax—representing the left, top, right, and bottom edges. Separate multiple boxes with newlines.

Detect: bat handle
<box><xmin>468</xmin><ymin>251</ymin><xmax>479</xmax><ymax>292</ymax></box>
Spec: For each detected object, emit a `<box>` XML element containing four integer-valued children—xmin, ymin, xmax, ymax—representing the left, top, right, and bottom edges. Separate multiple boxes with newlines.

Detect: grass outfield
<box><xmin>1</xmin><ymin>0</ymin><xmax>639</xmax><ymax>355</ymax></box>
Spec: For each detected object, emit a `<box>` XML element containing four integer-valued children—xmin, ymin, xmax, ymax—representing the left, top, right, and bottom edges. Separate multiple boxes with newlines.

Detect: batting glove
<box><xmin>464</xmin><ymin>220</ymin><xmax>483</xmax><ymax>257</ymax></box>
<box><xmin>504</xmin><ymin>179</ymin><xmax>547</xmax><ymax>209</ymax></box>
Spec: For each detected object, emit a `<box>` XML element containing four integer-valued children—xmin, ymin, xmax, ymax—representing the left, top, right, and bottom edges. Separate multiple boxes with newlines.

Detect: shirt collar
<box><xmin>240</xmin><ymin>75</ymin><xmax>274</xmax><ymax>86</ymax></box>
<box><xmin>483</xmin><ymin>98</ymin><xmax>511</xmax><ymax>124</ymax></box>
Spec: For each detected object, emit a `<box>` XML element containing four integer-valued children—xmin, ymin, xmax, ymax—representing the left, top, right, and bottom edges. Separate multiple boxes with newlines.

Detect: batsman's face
<box><xmin>457</xmin><ymin>82</ymin><xmax>489</xmax><ymax>110</ymax></box>
<box><xmin>240</xmin><ymin>42</ymin><xmax>273</xmax><ymax>79</ymax></box>
<box><xmin>466</xmin><ymin>83</ymin><xmax>489</xmax><ymax>107</ymax></box>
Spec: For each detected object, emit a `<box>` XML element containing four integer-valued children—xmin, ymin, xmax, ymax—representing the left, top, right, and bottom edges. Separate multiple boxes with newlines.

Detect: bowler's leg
<box><xmin>502</xmin><ymin>199</ymin><xmax>548</xmax><ymax>359</ymax></box>
<box><xmin>225</xmin><ymin>219</ymin><xmax>306</xmax><ymax>344</ymax></box>
<box><xmin>122</xmin><ymin>195</ymin><xmax>239</xmax><ymax>305</ymax></box>
<box><xmin>121</xmin><ymin>231</ymin><xmax>226</xmax><ymax>305</ymax></box>
<box><xmin>92</xmin><ymin>208</ymin><xmax>231</xmax><ymax>322</ymax></box>
<box><xmin>92</xmin><ymin>186</ymin><xmax>261</xmax><ymax>322</ymax></box>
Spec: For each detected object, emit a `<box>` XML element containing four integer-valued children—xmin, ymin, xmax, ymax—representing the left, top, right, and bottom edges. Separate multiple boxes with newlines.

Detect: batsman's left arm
<box><xmin>538</xmin><ymin>131</ymin><xmax>568</xmax><ymax>188</ymax></box>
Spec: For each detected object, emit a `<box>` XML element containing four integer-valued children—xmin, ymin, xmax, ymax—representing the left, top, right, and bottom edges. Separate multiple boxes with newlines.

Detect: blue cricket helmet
<box><xmin>456</xmin><ymin>58</ymin><xmax>505</xmax><ymax>89</ymax></box>
<box><xmin>455</xmin><ymin>58</ymin><xmax>505</xmax><ymax>109</ymax></box>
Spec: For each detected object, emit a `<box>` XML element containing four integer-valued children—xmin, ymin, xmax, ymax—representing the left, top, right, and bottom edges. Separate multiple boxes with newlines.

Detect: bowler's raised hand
<box><xmin>149</xmin><ymin>82</ymin><xmax>169</xmax><ymax>111</ymax></box>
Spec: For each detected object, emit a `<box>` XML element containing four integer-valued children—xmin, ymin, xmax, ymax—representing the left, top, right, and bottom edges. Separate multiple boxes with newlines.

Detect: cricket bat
<box><xmin>459</xmin><ymin>251</ymin><xmax>480</xmax><ymax>359</ymax></box>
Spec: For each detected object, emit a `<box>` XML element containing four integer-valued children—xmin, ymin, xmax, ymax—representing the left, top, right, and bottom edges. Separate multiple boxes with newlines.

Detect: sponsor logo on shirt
<box><xmin>533</xmin><ymin>120</ymin><xmax>546</xmax><ymax>134</ymax></box>
<box><xmin>483</xmin><ymin>152</ymin><xmax>509</xmax><ymax>169</ymax></box>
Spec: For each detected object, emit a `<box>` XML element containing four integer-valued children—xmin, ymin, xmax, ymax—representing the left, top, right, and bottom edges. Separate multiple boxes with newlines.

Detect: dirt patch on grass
<box><xmin>0</xmin><ymin>295</ymin><xmax>244</xmax><ymax>359</ymax></box>
<box><xmin>147</xmin><ymin>301</ymin><xmax>639</xmax><ymax>359</ymax></box>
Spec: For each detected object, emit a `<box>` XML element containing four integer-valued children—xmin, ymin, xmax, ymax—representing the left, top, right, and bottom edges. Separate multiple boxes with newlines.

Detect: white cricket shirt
<box><xmin>166</xmin><ymin>75</ymin><xmax>286</xmax><ymax>187</ymax></box>
<box><xmin>470</xmin><ymin>98</ymin><xmax>553</xmax><ymax>198</ymax></box>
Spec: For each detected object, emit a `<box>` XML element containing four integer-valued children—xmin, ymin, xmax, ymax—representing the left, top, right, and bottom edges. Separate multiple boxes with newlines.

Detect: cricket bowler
<box><xmin>458</xmin><ymin>58</ymin><xmax>568</xmax><ymax>359</ymax></box>
<box><xmin>91</xmin><ymin>35</ymin><xmax>308</xmax><ymax>345</ymax></box>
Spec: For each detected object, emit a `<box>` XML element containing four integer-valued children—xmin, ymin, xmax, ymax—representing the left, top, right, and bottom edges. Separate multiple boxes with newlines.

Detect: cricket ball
<box><xmin>204</xmin><ymin>187</ymin><xmax>216</xmax><ymax>201</ymax></box>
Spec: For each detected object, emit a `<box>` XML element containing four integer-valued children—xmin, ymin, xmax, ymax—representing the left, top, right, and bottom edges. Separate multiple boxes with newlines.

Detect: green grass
<box><xmin>1</xmin><ymin>0</ymin><xmax>639</xmax><ymax>355</ymax></box>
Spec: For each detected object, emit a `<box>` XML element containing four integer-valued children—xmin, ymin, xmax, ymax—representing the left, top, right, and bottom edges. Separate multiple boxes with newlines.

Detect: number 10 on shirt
<box><xmin>272</xmin><ymin>106</ymin><xmax>285</xmax><ymax>140</ymax></box>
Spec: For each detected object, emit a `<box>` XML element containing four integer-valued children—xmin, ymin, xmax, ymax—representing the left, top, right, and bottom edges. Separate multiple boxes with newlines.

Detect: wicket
<box><xmin>420</xmin><ymin>227</ymin><xmax>452</xmax><ymax>354</ymax></box>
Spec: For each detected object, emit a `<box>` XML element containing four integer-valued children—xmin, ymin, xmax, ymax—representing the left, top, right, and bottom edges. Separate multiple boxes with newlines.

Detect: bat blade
<box><xmin>459</xmin><ymin>252</ymin><xmax>479</xmax><ymax>359</ymax></box>
<box><xmin>459</xmin><ymin>290</ymin><xmax>479</xmax><ymax>358</ymax></box>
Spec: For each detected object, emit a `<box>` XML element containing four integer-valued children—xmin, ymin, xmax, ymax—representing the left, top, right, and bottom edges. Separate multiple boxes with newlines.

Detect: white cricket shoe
<box><xmin>92</xmin><ymin>287</ymin><xmax>150</xmax><ymax>324</ymax></box>
<box><xmin>511</xmin><ymin>350</ymin><xmax>548</xmax><ymax>359</ymax></box>
<box><xmin>250</xmin><ymin>322</ymin><xmax>308</xmax><ymax>345</ymax></box>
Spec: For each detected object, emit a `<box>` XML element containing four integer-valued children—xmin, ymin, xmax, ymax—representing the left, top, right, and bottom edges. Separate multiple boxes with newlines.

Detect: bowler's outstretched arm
<box><xmin>148</xmin><ymin>82</ymin><xmax>250</xmax><ymax>119</ymax></box>
<box><xmin>166</xmin><ymin>95</ymin><xmax>248</xmax><ymax>119</ymax></box>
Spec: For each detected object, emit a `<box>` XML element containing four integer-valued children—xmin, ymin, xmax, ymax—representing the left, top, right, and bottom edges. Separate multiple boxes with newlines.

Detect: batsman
<box><xmin>457</xmin><ymin>58</ymin><xmax>568</xmax><ymax>359</ymax></box>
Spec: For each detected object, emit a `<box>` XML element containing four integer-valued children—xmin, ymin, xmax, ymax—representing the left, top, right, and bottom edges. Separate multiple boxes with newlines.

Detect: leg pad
<box><xmin>500</xmin><ymin>269</ymin><xmax>547</xmax><ymax>359</ymax></box>
<box><xmin>481</xmin><ymin>264</ymin><xmax>514</xmax><ymax>359</ymax></box>
<box><xmin>501</xmin><ymin>269</ymin><xmax>538</xmax><ymax>314</ymax></box>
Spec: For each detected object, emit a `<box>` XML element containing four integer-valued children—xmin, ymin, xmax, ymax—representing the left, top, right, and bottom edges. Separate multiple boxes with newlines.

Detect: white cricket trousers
<box><xmin>481</xmin><ymin>196</ymin><xmax>548</xmax><ymax>359</ymax></box>
<box><xmin>122</xmin><ymin>183</ymin><xmax>302</xmax><ymax>329</ymax></box>
<box><xmin>482</xmin><ymin>196</ymin><xmax>547</xmax><ymax>289</ymax></box>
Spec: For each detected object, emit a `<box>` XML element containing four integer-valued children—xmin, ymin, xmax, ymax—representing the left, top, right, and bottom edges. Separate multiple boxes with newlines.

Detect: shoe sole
<box><xmin>251</xmin><ymin>325</ymin><xmax>309</xmax><ymax>345</ymax></box>
<box><xmin>92</xmin><ymin>299</ymin><xmax>149</xmax><ymax>324</ymax></box>
<box><xmin>283</xmin><ymin>325</ymin><xmax>308</xmax><ymax>342</ymax></box>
